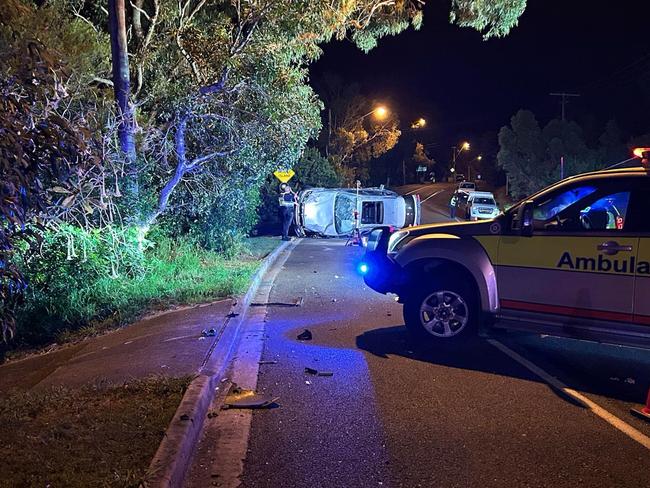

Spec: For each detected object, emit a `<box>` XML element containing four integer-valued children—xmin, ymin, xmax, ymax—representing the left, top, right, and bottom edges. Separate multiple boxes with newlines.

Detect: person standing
<box><xmin>279</xmin><ymin>184</ymin><xmax>297</xmax><ymax>241</ymax></box>
<box><xmin>449</xmin><ymin>192</ymin><xmax>458</xmax><ymax>219</ymax></box>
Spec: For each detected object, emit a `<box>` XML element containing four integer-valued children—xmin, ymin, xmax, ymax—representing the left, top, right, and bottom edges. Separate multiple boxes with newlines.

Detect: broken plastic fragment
<box><xmin>304</xmin><ymin>367</ymin><xmax>333</xmax><ymax>377</ymax></box>
<box><xmin>297</xmin><ymin>329</ymin><xmax>312</xmax><ymax>341</ymax></box>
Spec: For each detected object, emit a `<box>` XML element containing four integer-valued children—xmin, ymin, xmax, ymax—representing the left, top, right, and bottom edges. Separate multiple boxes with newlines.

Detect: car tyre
<box><xmin>403</xmin><ymin>278</ymin><xmax>478</xmax><ymax>344</ymax></box>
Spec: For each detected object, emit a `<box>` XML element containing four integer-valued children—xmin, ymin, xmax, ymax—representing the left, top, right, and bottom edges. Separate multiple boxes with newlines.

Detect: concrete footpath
<box><xmin>0</xmin><ymin>299</ymin><xmax>235</xmax><ymax>392</ymax></box>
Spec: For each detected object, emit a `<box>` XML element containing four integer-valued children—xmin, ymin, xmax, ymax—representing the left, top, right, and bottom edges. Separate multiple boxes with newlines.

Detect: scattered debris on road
<box><xmin>259</xmin><ymin>360</ymin><xmax>278</xmax><ymax>365</ymax></box>
<box><xmin>223</xmin><ymin>385</ymin><xmax>279</xmax><ymax>410</ymax></box>
<box><xmin>251</xmin><ymin>297</ymin><xmax>303</xmax><ymax>308</ymax></box>
<box><xmin>201</xmin><ymin>328</ymin><xmax>217</xmax><ymax>337</ymax></box>
<box><xmin>297</xmin><ymin>329</ymin><xmax>313</xmax><ymax>341</ymax></box>
<box><xmin>304</xmin><ymin>367</ymin><xmax>333</xmax><ymax>376</ymax></box>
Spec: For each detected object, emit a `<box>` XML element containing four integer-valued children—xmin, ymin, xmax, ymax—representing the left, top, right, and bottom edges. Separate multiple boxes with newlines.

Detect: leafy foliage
<box><xmin>498</xmin><ymin>109</ymin><xmax>628</xmax><ymax>199</ymax></box>
<box><xmin>15</xmin><ymin>229</ymin><xmax>255</xmax><ymax>346</ymax></box>
<box><xmin>0</xmin><ymin>3</ymin><xmax>108</xmax><ymax>339</ymax></box>
<box><xmin>320</xmin><ymin>77</ymin><xmax>401</xmax><ymax>185</ymax></box>
<box><xmin>450</xmin><ymin>0</ymin><xmax>527</xmax><ymax>39</ymax></box>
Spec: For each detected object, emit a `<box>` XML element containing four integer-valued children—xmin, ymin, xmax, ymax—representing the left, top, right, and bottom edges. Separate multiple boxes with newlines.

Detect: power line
<box><xmin>549</xmin><ymin>92</ymin><xmax>581</xmax><ymax>121</ymax></box>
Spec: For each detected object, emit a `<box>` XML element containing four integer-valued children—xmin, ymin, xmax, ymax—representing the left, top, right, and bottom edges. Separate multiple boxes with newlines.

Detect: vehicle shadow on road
<box><xmin>356</xmin><ymin>325</ymin><xmax>650</xmax><ymax>405</ymax></box>
<box><xmin>356</xmin><ymin>325</ymin><xmax>535</xmax><ymax>380</ymax></box>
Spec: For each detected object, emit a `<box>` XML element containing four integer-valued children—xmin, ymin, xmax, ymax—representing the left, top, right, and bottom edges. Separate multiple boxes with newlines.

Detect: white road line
<box><xmin>421</xmin><ymin>190</ymin><xmax>444</xmax><ymax>204</ymax></box>
<box><xmin>488</xmin><ymin>339</ymin><xmax>650</xmax><ymax>450</ymax></box>
<box><xmin>404</xmin><ymin>185</ymin><xmax>429</xmax><ymax>195</ymax></box>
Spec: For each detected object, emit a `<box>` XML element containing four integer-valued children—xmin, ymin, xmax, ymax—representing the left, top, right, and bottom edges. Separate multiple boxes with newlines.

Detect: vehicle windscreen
<box><xmin>533</xmin><ymin>186</ymin><xmax>597</xmax><ymax>221</ymax></box>
<box><xmin>334</xmin><ymin>194</ymin><xmax>356</xmax><ymax>234</ymax></box>
<box><xmin>473</xmin><ymin>197</ymin><xmax>495</xmax><ymax>205</ymax></box>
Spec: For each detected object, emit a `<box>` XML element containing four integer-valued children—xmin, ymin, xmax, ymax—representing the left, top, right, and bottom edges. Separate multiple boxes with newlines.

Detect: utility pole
<box><xmin>549</xmin><ymin>92</ymin><xmax>580</xmax><ymax>121</ymax></box>
<box><xmin>550</xmin><ymin>92</ymin><xmax>580</xmax><ymax>180</ymax></box>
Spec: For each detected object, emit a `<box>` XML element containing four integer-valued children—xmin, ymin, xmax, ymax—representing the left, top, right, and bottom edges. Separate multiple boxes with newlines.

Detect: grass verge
<box><xmin>13</xmin><ymin>236</ymin><xmax>281</xmax><ymax>354</ymax></box>
<box><xmin>0</xmin><ymin>376</ymin><xmax>192</xmax><ymax>488</ymax></box>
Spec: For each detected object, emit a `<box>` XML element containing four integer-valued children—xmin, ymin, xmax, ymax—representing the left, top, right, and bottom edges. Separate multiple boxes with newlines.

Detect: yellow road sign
<box><xmin>273</xmin><ymin>169</ymin><xmax>295</xmax><ymax>183</ymax></box>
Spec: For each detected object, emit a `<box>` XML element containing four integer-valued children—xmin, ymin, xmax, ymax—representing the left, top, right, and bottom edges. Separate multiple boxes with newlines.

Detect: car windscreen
<box><xmin>334</xmin><ymin>194</ymin><xmax>356</xmax><ymax>234</ymax></box>
<box><xmin>473</xmin><ymin>197</ymin><xmax>495</xmax><ymax>205</ymax></box>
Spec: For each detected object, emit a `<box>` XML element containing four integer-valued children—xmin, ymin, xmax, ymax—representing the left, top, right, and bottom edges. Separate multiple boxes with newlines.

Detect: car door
<box><xmin>496</xmin><ymin>178</ymin><xmax>638</xmax><ymax>333</ymax></box>
<box><xmin>633</xmin><ymin>179</ymin><xmax>650</xmax><ymax>328</ymax></box>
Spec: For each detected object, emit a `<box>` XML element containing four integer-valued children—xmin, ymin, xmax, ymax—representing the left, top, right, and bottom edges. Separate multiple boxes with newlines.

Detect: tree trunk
<box><xmin>146</xmin><ymin>115</ymin><xmax>189</xmax><ymax>226</ymax></box>
<box><xmin>108</xmin><ymin>0</ymin><xmax>138</xmax><ymax>191</ymax></box>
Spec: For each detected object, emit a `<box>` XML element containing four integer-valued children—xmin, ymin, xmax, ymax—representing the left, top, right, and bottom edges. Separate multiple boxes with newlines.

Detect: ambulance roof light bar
<box><xmin>633</xmin><ymin>147</ymin><xmax>650</xmax><ymax>169</ymax></box>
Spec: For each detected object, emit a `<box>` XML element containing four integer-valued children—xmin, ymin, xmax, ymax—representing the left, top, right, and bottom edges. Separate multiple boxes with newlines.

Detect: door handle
<box><xmin>597</xmin><ymin>241</ymin><xmax>633</xmax><ymax>255</ymax></box>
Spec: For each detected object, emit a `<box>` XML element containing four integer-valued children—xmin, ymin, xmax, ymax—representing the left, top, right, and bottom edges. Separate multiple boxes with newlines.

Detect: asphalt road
<box><xmin>239</xmin><ymin>230</ymin><xmax>650</xmax><ymax>487</ymax></box>
<box><xmin>398</xmin><ymin>182</ymin><xmax>457</xmax><ymax>224</ymax></box>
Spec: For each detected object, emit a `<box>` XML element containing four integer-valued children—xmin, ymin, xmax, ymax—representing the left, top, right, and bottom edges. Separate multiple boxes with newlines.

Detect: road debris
<box><xmin>201</xmin><ymin>328</ymin><xmax>217</xmax><ymax>337</ymax></box>
<box><xmin>297</xmin><ymin>329</ymin><xmax>312</xmax><ymax>341</ymax></box>
<box><xmin>251</xmin><ymin>297</ymin><xmax>303</xmax><ymax>308</ymax></box>
<box><xmin>304</xmin><ymin>367</ymin><xmax>333</xmax><ymax>377</ymax></box>
<box><xmin>223</xmin><ymin>385</ymin><xmax>279</xmax><ymax>410</ymax></box>
<box><xmin>259</xmin><ymin>360</ymin><xmax>278</xmax><ymax>365</ymax></box>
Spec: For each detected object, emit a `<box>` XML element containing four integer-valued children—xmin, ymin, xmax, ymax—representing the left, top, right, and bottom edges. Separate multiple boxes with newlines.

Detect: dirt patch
<box><xmin>0</xmin><ymin>376</ymin><xmax>192</xmax><ymax>487</ymax></box>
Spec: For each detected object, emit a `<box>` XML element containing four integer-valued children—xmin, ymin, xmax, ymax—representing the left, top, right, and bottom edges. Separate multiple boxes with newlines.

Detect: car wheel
<box><xmin>403</xmin><ymin>280</ymin><xmax>477</xmax><ymax>343</ymax></box>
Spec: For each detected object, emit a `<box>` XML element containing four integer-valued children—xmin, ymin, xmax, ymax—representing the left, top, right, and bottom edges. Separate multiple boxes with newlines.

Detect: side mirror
<box><xmin>518</xmin><ymin>200</ymin><xmax>534</xmax><ymax>237</ymax></box>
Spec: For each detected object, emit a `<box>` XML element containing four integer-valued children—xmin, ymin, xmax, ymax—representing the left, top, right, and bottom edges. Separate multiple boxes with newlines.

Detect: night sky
<box><xmin>310</xmin><ymin>0</ymin><xmax>650</xmax><ymax>163</ymax></box>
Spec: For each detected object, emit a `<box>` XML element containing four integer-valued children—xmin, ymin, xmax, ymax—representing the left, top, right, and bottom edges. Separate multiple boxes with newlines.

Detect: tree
<box><xmin>294</xmin><ymin>148</ymin><xmax>341</xmax><ymax>189</ymax></box>
<box><xmin>411</xmin><ymin>142</ymin><xmax>435</xmax><ymax>182</ymax></box>
<box><xmin>321</xmin><ymin>79</ymin><xmax>401</xmax><ymax>184</ymax></box>
<box><xmin>498</xmin><ymin>110</ymin><xmax>621</xmax><ymax>199</ymax></box>
<box><xmin>0</xmin><ymin>1</ymin><xmax>104</xmax><ymax>340</ymax></box>
<box><xmin>497</xmin><ymin>110</ymin><xmax>548</xmax><ymax>198</ymax></box>
<box><xmin>450</xmin><ymin>0</ymin><xmax>527</xmax><ymax>39</ymax></box>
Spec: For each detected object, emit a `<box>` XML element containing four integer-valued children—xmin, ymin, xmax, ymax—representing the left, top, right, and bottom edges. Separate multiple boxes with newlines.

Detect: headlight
<box><xmin>388</xmin><ymin>230</ymin><xmax>409</xmax><ymax>252</ymax></box>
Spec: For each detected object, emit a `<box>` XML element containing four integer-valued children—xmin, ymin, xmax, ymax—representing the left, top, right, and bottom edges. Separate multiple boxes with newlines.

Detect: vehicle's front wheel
<box><xmin>403</xmin><ymin>280</ymin><xmax>477</xmax><ymax>343</ymax></box>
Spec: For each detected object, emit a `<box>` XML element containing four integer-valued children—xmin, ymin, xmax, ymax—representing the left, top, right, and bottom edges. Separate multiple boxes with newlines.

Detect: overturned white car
<box><xmin>295</xmin><ymin>187</ymin><xmax>420</xmax><ymax>237</ymax></box>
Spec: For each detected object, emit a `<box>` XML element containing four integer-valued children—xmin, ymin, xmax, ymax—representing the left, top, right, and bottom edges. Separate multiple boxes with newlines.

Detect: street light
<box><xmin>411</xmin><ymin>117</ymin><xmax>426</xmax><ymax>129</ymax></box>
<box><xmin>451</xmin><ymin>141</ymin><xmax>471</xmax><ymax>177</ymax></box>
<box><xmin>468</xmin><ymin>154</ymin><xmax>482</xmax><ymax>181</ymax></box>
<box><xmin>359</xmin><ymin>105</ymin><xmax>388</xmax><ymax>121</ymax></box>
<box><xmin>374</xmin><ymin>106</ymin><xmax>388</xmax><ymax>119</ymax></box>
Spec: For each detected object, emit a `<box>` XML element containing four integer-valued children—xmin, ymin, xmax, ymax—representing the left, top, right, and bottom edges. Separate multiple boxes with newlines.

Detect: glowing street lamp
<box><xmin>411</xmin><ymin>117</ymin><xmax>426</xmax><ymax>129</ymax></box>
<box><xmin>468</xmin><ymin>154</ymin><xmax>482</xmax><ymax>181</ymax></box>
<box><xmin>374</xmin><ymin>106</ymin><xmax>388</xmax><ymax>119</ymax></box>
<box><xmin>451</xmin><ymin>140</ymin><xmax>471</xmax><ymax>176</ymax></box>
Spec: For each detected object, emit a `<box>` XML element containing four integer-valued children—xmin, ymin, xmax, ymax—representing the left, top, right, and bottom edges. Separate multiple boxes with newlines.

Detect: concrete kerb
<box><xmin>145</xmin><ymin>238</ymin><xmax>298</xmax><ymax>488</ymax></box>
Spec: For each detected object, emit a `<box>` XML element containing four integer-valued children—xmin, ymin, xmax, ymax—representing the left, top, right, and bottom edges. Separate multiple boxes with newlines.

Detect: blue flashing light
<box><xmin>358</xmin><ymin>263</ymin><xmax>369</xmax><ymax>275</ymax></box>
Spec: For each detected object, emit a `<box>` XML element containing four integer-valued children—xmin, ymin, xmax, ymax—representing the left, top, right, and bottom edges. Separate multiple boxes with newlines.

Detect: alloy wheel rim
<box><xmin>419</xmin><ymin>290</ymin><xmax>469</xmax><ymax>337</ymax></box>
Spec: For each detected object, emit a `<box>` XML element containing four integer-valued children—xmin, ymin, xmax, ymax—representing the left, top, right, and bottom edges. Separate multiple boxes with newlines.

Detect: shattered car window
<box><xmin>334</xmin><ymin>194</ymin><xmax>356</xmax><ymax>234</ymax></box>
